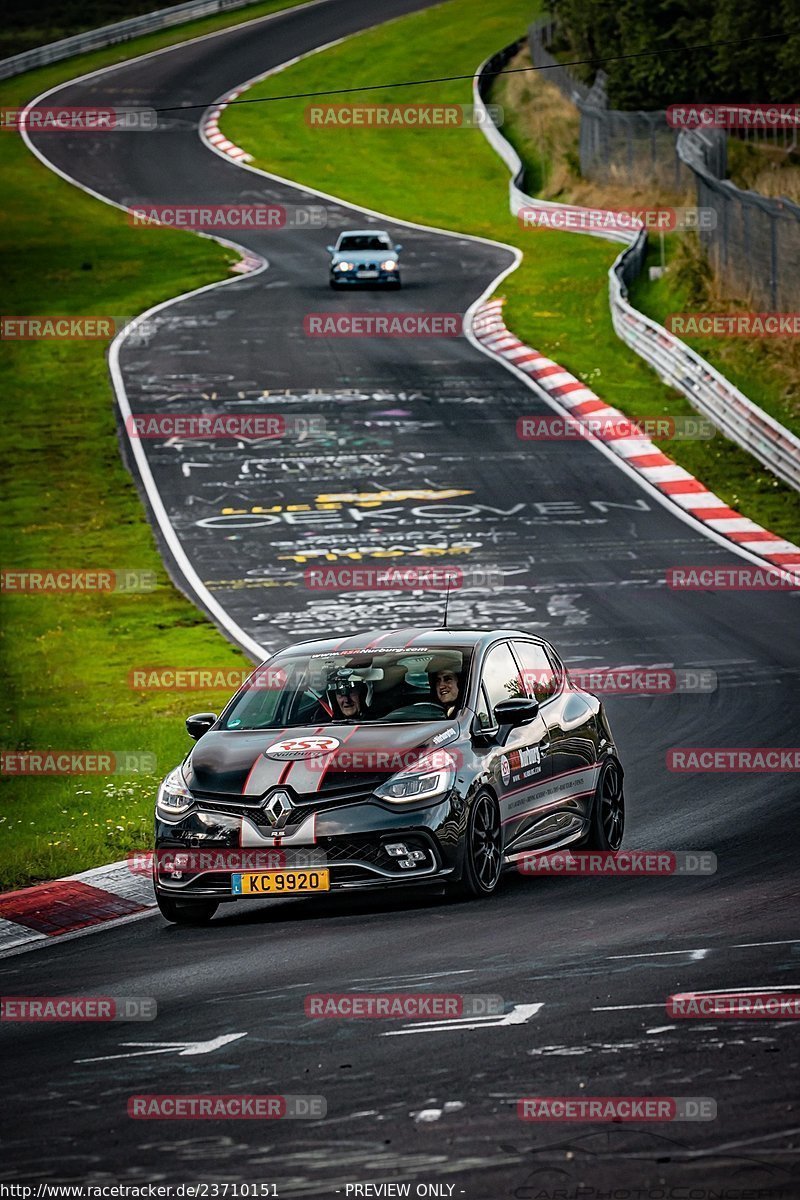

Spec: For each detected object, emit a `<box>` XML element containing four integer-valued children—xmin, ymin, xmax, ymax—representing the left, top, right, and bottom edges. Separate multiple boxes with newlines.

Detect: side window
<box><xmin>475</xmin><ymin>684</ymin><xmax>492</xmax><ymax>730</ymax></box>
<box><xmin>514</xmin><ymin>641</ymin><xmax>559</xmax><ymax>703</ymax></box>
<box><xmin>480</xmin><ymin>643</ymin><xmax>523</xmax><ymax>724</ymax></box>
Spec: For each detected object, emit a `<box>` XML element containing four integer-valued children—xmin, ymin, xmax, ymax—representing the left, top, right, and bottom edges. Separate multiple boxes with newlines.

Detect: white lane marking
<box><xmin>672</xmin><ymin>985</ymin><xmax>800</xmax><ymax>995</ymax></box>
<box><xmin>608</xmin><ymin>948</ymin><xmax>710</xmax><ymax>960</ymax></box>
<box><xmin>668</xmin><ymin>1125</ymin><xmax>800</xmax><ymax>1158</ymax></box>
<box><xmin>593</xmin><ymin>1003</ymin><xmax>665</xmax><ymax>1011</ymax></box>
<box><xmin>646</xmin><ymin>1026</ymin><xmax>677</xmax><ymax>1034</ymax></box>
<box><xmin>412</xmin><ymin>1101</ymin><xmax>465</xmax><ymax>1124</ymax></box>
<box><xmin>595</xmin><ymin>984</ymin><xmax>800</xmax><ymax>1012</ymax></box>
<box><xmin>382</xmin><ymin>1002</ymin><xmax>543</xmax><ymax>1036</ymax></box>
<box><xmin>733</xmin><ymin>939</ymin><xmax>800</xmax><ymax>949</ymax></box>
<box><xmin>350</xmin><ymin>970</ymin><xmax>475</xmax><ymax>983</ymax></box>
<box><xmin>76</xmin><ymin>1031</ymin><xmax>246</xmax><ymax>1062</ymax></box>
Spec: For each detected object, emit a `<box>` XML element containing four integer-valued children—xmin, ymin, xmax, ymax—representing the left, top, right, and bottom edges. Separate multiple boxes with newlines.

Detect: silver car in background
<box><xmin>328</xmin><ymin>229</ymin><xmax>403</xmax><ymax>288</ymax></box>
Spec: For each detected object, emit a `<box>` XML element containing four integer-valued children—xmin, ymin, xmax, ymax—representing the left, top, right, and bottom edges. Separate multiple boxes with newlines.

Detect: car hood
<box><xmin>184</xmin><ymin>721</ymin><xmax>458</xmax><ymax>799</ymax></box>
<box><xmin>331</xmin><ymin>249</ymin><xmax>397</xmax><ymax>265</ymax></box>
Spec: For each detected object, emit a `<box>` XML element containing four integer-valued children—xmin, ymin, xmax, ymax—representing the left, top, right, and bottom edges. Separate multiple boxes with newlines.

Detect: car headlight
<box><xmin>334</xmin><ymin>261</ymin><xmax>354</xmax><ymax>271</ymax></box>
<box><xmin>374</xmin><ymin>749</ymin><xmax>456</xmax><ymax>803</ymax></box>
<box><xmin>156</xmin><ymin>765</ymin><xmax>194</xmax><ymax>818</ymax></box>
<box><xmin>380</xmin><ymin>260</ymin><xmax>397</xmax><ymax>270</ymax></box>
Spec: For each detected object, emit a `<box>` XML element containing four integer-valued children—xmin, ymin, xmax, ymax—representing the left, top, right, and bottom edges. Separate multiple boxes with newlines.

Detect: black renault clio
<box><xmin>153</xmin><ymin>627</ymin><xmax>625</xmax><ymax>923</ymax></box>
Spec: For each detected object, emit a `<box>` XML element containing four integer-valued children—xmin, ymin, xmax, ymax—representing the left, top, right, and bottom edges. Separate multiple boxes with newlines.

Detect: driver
<box><xmin>326</xmin><ymin>669</ymin><xmax>372</xmax><ymax>721</ymax></box>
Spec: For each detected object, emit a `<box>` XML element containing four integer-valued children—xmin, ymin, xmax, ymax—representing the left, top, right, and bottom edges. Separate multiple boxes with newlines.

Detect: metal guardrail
<box><xmin>473</xmin><ymin>46</ymin><xmax>800</xmax><ymax>493</ymax></box>
<box><xmin>0</xmin><ymin>0</ymin><xmax>266</xmax><ymax>80</ymax></box>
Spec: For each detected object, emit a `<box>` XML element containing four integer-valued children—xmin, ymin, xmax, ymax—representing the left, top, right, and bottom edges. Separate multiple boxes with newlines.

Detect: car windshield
<box><xmin>338</xmin><ymin>235</ymin><xmax>391</xmax><ymax>251</ymax></box>
<box><xmin>221</xmin><ymin>646</ymin><xmax>473</xmax><ymax>729</ymax></box>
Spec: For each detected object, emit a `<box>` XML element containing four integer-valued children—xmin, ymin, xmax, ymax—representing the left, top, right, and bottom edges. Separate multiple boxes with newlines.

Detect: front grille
<box><xmin>295</xmin><ymin>775</ymin><xmax>384</xmax><ymax>804</ymax></box>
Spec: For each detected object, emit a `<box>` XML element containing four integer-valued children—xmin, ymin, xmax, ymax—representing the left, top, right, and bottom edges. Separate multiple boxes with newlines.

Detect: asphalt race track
<box><xmin>5</xmin><ymin>0</ymin><xmax>799</xmax><ymax>1194</ymax></box>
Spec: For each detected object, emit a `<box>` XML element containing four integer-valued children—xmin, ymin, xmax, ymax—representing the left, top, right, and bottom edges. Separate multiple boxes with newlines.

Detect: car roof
<box><xmin>272</xmin><ymin>628</ymin><xmax>551</xmax><ymax>658</ymax></box>
<box><xmin>337</xmin><ymin>229</ymin><xmax>391</xmax><ymax>238</ymax></box>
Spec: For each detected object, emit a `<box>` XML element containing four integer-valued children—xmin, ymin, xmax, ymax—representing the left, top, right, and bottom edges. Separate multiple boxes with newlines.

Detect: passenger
<box><xmin>431</xmin><ymin>666</ymin><xmax>461</xmax><ymax>718</ymax></box>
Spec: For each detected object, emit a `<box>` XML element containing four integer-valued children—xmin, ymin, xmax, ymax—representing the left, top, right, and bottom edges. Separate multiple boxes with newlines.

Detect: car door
<box><xmin>472</xmin><ymin>641</ymin><xmax>552</xmax><ymax>855</ymax></box>
<box><xmin>512</xmin><ymin>639</ymin><xmax>598</xmax><ymax>841</ymax></box>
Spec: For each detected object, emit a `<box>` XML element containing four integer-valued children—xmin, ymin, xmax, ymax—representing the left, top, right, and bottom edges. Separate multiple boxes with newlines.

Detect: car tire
<box><xmin>583</xmin><ymin>759</ymin><xmax>625</xmax><ymax>850</ymax></box>
<box><xmin>329</xmin><ymin>279</ymin><xmax>340</xmax><ymax>290</ymax></box>
<box><xmin>156</xmin><ymin>892</ymin><xmax>218</xmax><ymax>925</ymax></box>
<box><xmin>455</xmin><ymin>790</ymin><xmax>503</xmax><ymax>898</ymax></box>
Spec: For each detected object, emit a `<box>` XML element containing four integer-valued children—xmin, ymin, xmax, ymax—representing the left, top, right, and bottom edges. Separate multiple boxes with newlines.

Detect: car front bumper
<box><xmin>153</xmin><ymin>791</ymin><xmax>464</xmax><ymax>901</ymax></box>
<box><xmin>330</xmin><ymin>269</ymin><xmax>400</xmax><ymax>285</ymax></box>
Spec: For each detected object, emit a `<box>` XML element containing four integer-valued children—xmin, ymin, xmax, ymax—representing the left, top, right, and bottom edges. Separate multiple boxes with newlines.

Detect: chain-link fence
<box><xmin>528</xmin><ymin>18</ymin><xmax>800</xmax><ymax>309</ymax></box>
<box><xmin>677</xmin><ymin>131</ymin><xmax>800</xmax><ymax>311</ymax></box>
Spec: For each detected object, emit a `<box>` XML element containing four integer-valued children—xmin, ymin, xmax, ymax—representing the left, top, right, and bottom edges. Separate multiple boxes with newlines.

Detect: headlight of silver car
<box><xmin>156</xmin><ymin>765</ymin><xmax>194</xmax><ymax>819</ymax></box>
<box><xmin>374</xmin><ymin>749</ymin><xmax>456</xmax><ymax>803</ymax></box>
<box><xmin>334</xmin><ymin>261</ymin><xmax>354</xmax><ymax>271</ymax></box>
<box><xmin>380</xmin><ymin>259</ymin><xmax>398</xmax><ymax>270</ymax></box>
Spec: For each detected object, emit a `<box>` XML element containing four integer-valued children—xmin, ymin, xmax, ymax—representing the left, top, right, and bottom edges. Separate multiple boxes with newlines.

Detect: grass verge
<box><xmin>0</xmin><ymin>0</ymin><xmax>311</xmax><ymax>890</ymax></box>
<box><xmin>222</xmin><ymin>3</ymin><xmax>800</xmax><ymax>544</ymax></box>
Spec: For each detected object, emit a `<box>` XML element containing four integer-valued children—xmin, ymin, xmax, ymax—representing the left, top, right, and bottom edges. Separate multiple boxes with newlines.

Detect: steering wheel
<box><xmin>381</xmin><ymin>702</ymin><xmax>445</xmax><ymax>720</ymax></box>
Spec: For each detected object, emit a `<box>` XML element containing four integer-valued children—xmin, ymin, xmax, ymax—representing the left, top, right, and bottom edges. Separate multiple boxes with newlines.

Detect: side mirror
<box><xmin>493</xmin><ymin>697</ymin><xmax>539</xmax><ymax>727</ymax></box>
<box><xmin>186</xmin><ymin>712</ymin><xmax>217</xmax><ymax>740</ymax></box>
<box><xmin>326</xmin><ymin>245</ymin><xmax>335</xmax><ymax>253</ymax></box>
<box><xmin>394</xmin><ymin>243</ymin><xmax>403</xmax><ymax>252</ymax></box>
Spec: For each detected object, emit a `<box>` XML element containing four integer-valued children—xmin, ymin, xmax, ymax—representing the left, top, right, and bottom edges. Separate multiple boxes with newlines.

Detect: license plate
<box><xmin>357</xmin><ymin>269</ymin><xmax>379</xmax><ymax>278</ymax></box>
<box><xmin>232</xmin><ymin>869</ymin><xmax>330</xmax><ymax>895</ymax></box>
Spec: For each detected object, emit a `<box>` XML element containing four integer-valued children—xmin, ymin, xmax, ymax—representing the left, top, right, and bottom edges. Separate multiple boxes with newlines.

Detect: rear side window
<box><xmin>513</xmin><ymin>641</ymin><xmax>560</xmax><ymax>703</ymax></box>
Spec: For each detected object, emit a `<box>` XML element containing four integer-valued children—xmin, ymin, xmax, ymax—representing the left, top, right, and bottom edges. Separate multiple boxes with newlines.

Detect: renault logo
<box><xmin>262</xmin><ymin>789</ymin><xmax>293</xmax><ymax>826</ymax></box>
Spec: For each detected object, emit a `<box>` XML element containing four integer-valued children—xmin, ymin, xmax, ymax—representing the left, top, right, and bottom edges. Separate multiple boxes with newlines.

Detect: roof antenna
<box><xmin>440</xmin><ymin>572</ymin><xmax>455</xmax><ymax>629</ymax></box>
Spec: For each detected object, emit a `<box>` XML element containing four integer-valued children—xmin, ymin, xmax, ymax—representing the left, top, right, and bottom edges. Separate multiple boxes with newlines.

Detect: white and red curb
<box><xmin>199</xmin><ymin>90</ymin><xmax>264</xmax><ymax>275</ymax></box>
<box><xmin>473</xmin><ymin>298</ymin><xmax>800</xmax><ymax>575</ymax></box>
<box><xmin>202</xmin><ymin>88</ymin><xmax>253</xmax><ymax>164</ymax></box>
<box><xmin>0</xmin><ymin>861</ymin><xmax>156</xmax><ymax>955</ymax></box>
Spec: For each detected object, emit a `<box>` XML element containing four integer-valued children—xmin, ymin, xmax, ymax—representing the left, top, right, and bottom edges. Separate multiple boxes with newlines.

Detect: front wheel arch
<box><xmin>454</xmin><ymin>786</ymin><xmax>504</xmax><ymax>898</ymax></box>
<box><xmin>584</xmin><ymin>758</ymin><xmax>625</xmax><ymax>850</ymax></box>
